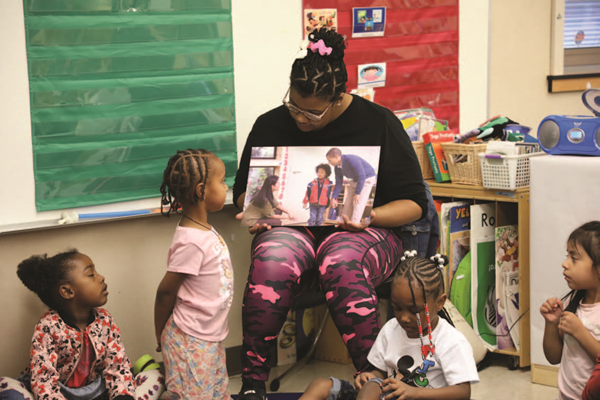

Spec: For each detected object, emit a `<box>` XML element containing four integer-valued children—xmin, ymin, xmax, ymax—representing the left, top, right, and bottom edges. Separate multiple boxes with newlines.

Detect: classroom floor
<box><xmin>228</xmin><ymin>353</ymin><xmax>558</xmax><ymax>400</ymax></box>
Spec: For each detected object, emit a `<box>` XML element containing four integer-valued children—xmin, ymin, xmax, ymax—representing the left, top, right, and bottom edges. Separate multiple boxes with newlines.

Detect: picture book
<box><xmin>422</xmin><ymin>130</ymin><xmax>457</xmax><ymax>182</ymax></box>
<box><xmin>439</xmin><ymin>201</ymin><xmax>468</xmax><ymax>257</ymax></box>
<box><xmin>447</xmin><ymin>204</ymin><xmax>471</xmax><ymax>298</ymax></box>
<box><xmin>241</xmin><ymin>146</ymin><xmax>380</xmax><ymax>227</ymax></box>
<box><xmin>470</xmin><ymin>203</ymin><xmax>497</xmax><ymax>350</ymax></box>
<box><xmin>495</xmin><ymin>224</ymin><xmax>519</xmax><ymax>350</ymax></box>
<box><xmin>504</xmin><ymin>270</ymin><xmax>520</xmax><ymax>351</ymax></box>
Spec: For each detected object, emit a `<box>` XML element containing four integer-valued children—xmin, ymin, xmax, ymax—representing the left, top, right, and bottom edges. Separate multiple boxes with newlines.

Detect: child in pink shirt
<box><xmin>541</xmin><ymin>221</ymin><xmax>600</xmax><ymax>400</ymax></box>
<box><xmin>154</xmin><ymin>149</ymin><xmax>233</xmax><ymax>400</ymax></box>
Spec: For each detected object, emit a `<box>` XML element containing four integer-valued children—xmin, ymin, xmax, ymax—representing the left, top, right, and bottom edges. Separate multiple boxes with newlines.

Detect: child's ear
<box><xmin>436</xmin><ymin>293</ymin><xmax>447</xmax><ymax>312</ymax></box>
<box><xmin>195</xmin><ymin>182</ymin><xmax>205</xmax><ymax>201</ymax></box>
<box><xmin>59</xmin><ymin>284</ymin><xmax>75</xmax><ymax>300</ymax></box>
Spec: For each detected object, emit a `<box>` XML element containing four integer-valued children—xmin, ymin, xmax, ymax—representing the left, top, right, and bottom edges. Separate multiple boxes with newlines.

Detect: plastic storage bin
<box><xmin>478</xmin><ymin>152</ymin><xmax>545</xmax><ymax>191</ymax></box>
<box><xmin>412</xmin><ymin>141</ymin><xmax>434</xmax><ymax>180</ymax></box>
<box><xmin>440</xmin><ymin>143</ymin><xmax>488</xmax><ymax>185</ymax></box>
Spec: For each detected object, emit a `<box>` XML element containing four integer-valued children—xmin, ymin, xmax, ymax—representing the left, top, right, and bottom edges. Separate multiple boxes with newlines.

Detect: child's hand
<box><xmin>354</xmin><ymin>372</ymin><xmax>377</xmax><ymax>390</ymax></box>
<box><xmin>559</xmin><ymin>311</ymin><xmax>584</xmax><ymax>337</ymax></box>
<box><xmin>353</xmin><ymin>194</ymin><xmax>360</xmax><ymax>207</ymax></box>
<box><xmin>331</xmin><ymin>199</ymin><xmax>338</xmax><ymax>209</ymax></box>
<box><xmin>381</xmin><ymin>377</ymin><xmax>416</xmax><ymax>400</ymax></box>
<box><xmin>540</xmin><ymin>297</ymin><xmax>563</xmax><ymax>325</ymax></box>
<box><xmin>156</xmin><ymin>343</ymin><xmax>162</xmax><ymax>352</ymax></box>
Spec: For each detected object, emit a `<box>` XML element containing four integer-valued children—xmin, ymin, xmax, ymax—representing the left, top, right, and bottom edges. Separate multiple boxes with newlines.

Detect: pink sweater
<box><xmin>22</xmin><ymin>308</ymin><xmax>135</xmax><ymax>400</ymax></box>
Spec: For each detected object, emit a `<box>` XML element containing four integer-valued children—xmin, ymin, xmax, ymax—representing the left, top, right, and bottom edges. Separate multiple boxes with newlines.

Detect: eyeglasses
<box><xmin>282</xmin><ymin>88</ymin><xmax>335</xmax><ymax>122</ymax></box>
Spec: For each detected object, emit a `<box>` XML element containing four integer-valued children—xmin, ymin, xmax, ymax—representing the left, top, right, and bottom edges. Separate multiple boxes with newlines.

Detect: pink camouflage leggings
<box><xmin>241</xmin><ymin>226</ymin><xmax>402</xmax><ymax>381</ymax></box>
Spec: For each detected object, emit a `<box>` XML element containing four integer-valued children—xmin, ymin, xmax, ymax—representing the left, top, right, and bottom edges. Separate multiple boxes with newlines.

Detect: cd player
<box><xmin>537</xmin><ymin>89</ymin><xmax>600</xmax><ymax>156</ymax></box>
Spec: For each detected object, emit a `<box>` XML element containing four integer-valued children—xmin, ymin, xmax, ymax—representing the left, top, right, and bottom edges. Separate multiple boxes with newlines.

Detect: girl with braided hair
<box><xmin>0</xmin><ymin>250</ymin><xmax>165</xmax><ymax>400</ymax></box>
<box><xmin>154</xmin><ymin>149</ymin><xmax>233</xmax><ymax>399</ymax></box>
<box><xmin>233</xmin><ymin>28</ymin><xmax>432</xmax><ymax>400</ymax></box>
<box><xmin>300</xmin><ymin>253</ymin><xmax>479</xmax><ymax>400</ymax></box>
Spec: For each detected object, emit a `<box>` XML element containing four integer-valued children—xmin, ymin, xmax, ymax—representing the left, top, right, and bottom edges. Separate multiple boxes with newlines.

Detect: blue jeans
<box><xmin>308</xmin><ymin>204</ymin><xmax>327</xmax><ymax>226</ymax></box>
<box><xmin>398</xmin><ymin>181</ymin><xmax>439</xmax><ymax>259</ymax></box>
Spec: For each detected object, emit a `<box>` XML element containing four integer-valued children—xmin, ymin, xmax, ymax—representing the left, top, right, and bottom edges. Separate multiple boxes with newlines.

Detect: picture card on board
<box><xmin>241</xmin><ymin>146</ymin><xmax>381</xmax><ymax>227</ymax></box>
<box><xmin>358</xmin><ymin>63</ymin><xmax>386</xmax><ymax>89</ymax></box>
<box><xmin>304</xmin><ymin>9</ymin><xmax>338</xmax><ymax>37</ymax></box>
<box><xmin>352</xmin><ymin>7</ymin><xmax>386</xmax><ymax>38</ymax></box>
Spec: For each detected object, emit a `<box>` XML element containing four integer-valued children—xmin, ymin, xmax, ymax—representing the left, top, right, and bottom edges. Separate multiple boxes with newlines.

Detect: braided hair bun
<box><xmin>17</xmin><ymin>249</ymin><xmax>79</xmax><ymax>308</ymax></box>
<box><xmin>307</xmin><ymin>28</ymin><xmax>346</xmax><ymax>62</ymax></box>
<box><xmin>291</xmin><ymin>28</ymin><xmax>348</xmax><ymax>101</ymax></box>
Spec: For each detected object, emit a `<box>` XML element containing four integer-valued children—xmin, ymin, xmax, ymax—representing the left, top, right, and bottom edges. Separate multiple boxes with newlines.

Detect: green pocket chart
<box><xmin>470</xmin><ymin>203</ymin><xmax>497</xmax><ymax>350</ymax></box>
<box><xmin>22</xmin><ymin>0</ymin><xmax>237</xmax><ymax>211</ymax></box>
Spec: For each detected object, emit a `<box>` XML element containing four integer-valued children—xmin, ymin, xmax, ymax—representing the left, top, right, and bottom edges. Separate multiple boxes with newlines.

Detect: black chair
<box><xmin>268</xmin><ymin>278</ymin><xmax>394</xmax><ymax>392</ymax></box>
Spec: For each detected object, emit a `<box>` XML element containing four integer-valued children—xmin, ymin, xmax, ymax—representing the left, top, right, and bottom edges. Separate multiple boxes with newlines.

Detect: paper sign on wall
<box><xmin>352</xmin><ymin>7</ymin><xmax>386</xmax><ymax>38</ymax></box>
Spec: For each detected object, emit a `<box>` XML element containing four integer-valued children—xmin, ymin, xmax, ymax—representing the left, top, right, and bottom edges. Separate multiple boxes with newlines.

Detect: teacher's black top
<box><xmin>233</xmin><ymin>95</ymin><xmax>428</xmax><ymax>226</ymax></box>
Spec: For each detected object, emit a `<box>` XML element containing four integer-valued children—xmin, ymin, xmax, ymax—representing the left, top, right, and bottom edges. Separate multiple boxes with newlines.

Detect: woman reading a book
<box><xmin>232</xmin><ymin>28</ymin><xmax>429</xmax><ymax>400</ymax></box>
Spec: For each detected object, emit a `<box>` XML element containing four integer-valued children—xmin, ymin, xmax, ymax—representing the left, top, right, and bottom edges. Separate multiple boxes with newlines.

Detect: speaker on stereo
<box><xmin>537</xmin><ymin>89</ymin><xmax>600</xmax><ymax>156</ymax></box>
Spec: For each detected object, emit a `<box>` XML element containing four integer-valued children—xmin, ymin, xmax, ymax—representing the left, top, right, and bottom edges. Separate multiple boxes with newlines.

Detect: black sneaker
<box><xmin>238</xmin><ymin>378</ymin><xmax>267</xmax><ymax>400</ymax></box>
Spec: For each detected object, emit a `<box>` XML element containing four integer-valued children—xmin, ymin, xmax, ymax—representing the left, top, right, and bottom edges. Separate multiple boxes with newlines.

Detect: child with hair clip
<box><xmin>154</xmin><ymin>149</ymin><xmax>234</xmax><ymax>399</ymax></box>
<box><xmin>0</xmin><ymin>250</ymin><xmax>165</xmax><ymax>400</ymax></box>
<box><xmin>541</xmin><ymin>221</ymin><xmax>600</xmax><ymax>400</ymax></box>
<box><xmin>302</xmin><ymin>163</ymin><xmax>333</xmax><ymax>226</ymax></box>
<box><xmin>300</xmin><ymin>252</ymin><xmax>479</xmax><ymax>400</ymax></box>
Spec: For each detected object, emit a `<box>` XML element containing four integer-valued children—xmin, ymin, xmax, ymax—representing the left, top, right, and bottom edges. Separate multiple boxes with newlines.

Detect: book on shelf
<box><xmin>422</xmin><ymin>130</ymin><xmax>456</xmax><ymax>183</ymax></box>
<box><xmin>470</xmin><ymin>203</ymin><xmax>497</xmax><ymax>351</ymax></box>
<box><xmin>495</xmin><ymin>224</ymin><xmax>519</xmax><ymax>350</ymax></box>
<box><xmin>447</xmin><ymin>204</ymin><xmax>471</xmax><ymax>298</ymax></box>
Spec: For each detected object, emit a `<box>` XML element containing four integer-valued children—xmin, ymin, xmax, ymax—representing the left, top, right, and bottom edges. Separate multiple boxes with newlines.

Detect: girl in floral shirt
<box><xmin>0</xmin><ymin>250</ymin><xmax>164</xmax><ymax>400</ymax></box>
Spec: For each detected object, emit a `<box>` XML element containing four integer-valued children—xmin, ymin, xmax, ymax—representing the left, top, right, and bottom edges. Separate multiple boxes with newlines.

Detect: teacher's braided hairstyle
<box><xmin>160</xmin><ymin>149</ymin><xmax>214</xmax><ymax>216</ymax></box>
<box><xmin>291</xmin><ymin>28</ymin><xmax>348</xmax><ymax>101</ymax></box>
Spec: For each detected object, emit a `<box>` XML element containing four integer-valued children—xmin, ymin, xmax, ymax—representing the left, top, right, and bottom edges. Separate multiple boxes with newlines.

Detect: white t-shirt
<box><xmin>368</xmin><ymin>318</ymin><xmax>479</xmax><ymax>389</ymax></box>
<box><xmin>167</xmin><ymin>226</ymin><xmax>234</xmax><ymax>342</ymax></box>
<box><xmin>558</xmin><ymin>302</ymin><xmax>600</xmax><ymax>400</ymax></box>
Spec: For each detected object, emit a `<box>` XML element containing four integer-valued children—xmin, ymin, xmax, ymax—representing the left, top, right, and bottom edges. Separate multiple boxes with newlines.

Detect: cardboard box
<box><xmin>313</xmin><ymin>304</ymin><xmax>353</xmax><ymax>365</ymax></box>
<box><xmin>422</xmin><ymin>130</ymin><xmax>457</xmax><ymax>182</ymax></box>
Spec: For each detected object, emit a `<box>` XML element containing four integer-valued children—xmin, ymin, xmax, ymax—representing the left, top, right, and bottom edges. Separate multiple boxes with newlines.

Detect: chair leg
<box><xmin>269</xmin><ymin>308</ymin><xmax>330</xmax><ymax>391</ymax></box>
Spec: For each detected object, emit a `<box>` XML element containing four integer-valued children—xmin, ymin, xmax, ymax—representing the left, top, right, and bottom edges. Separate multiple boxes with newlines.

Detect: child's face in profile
<box><xmin>327</xmin><ymin>155</ymin><xmax>341</xmax><ymax>166</ymax></box>
<box><xmin>317</xmin><ymin>168</ymin><xmax>327</xmax><ymax>180</ymax></box>
<box><xmin>66</xmin><ymin>253</ymin><xmax>108</xmax><ymax>308</ymax></box>
<box><xmin>391</xmin><ymin>277</ymin><xmax>443</xmax><ymax>339</ymax></box>
<box><xmin>562</xmin><ymin>241</ymin><xmax>598</xmax><ymax>291</ymax></box>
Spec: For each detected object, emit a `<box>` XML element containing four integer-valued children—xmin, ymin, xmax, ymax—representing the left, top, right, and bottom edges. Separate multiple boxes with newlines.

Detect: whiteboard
<box><xmin>0</xmin><ymin>0</ymin><xmax>489</xmax><ymax>232</ymax></box>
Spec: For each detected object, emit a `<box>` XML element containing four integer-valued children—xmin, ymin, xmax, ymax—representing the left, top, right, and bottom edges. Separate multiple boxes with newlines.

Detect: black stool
<box><xmin>269</xmin><ymin>279</ymin><xmax>394</xmax><ymax>391</ymax></box>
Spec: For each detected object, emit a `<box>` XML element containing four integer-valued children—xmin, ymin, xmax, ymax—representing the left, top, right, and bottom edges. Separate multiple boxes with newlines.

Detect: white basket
<box><xmin>478</xmin><ymin>152</ymin><xmax>546</xmax><ymax>191</ymax></box>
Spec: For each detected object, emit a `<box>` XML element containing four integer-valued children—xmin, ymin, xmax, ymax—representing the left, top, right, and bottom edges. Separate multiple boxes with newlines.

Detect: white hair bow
<box><xmin>294</xmin><ymin>39</ymin><xmax>310</xmax><ymax>60</ymax></box>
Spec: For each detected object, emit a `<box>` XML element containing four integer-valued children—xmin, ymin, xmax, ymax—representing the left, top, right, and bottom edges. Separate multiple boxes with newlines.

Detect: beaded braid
<box><xmin>396</xmin><ymin>251</ymin><xmax>448</xmax><ymax>360</ymax></box>
<box><xmin>291</xmin><ymin>28</ymin><xmax>348</xmax><ymax>101</ymax></box>
<box><xmin>160</xmin><ymin>149</ymin><xmax>214</xmax><ymax>216</ymax></box>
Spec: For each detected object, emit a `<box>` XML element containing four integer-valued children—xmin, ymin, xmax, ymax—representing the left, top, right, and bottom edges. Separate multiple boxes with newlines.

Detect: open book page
<box><xmin>241</xmin><ymin>146</ymin><xmax>380</xmax><ymax>227</ymax></box>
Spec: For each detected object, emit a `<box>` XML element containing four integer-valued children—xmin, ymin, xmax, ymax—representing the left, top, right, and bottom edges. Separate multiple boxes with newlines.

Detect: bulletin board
<box><xmin>302</xmin><ymin>0</ymin><xmax>460</xmax><ymax>129</ymax></box>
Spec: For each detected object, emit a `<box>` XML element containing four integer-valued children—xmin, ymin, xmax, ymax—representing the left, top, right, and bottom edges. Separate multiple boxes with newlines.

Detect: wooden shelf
<box><xmin>427</xmin><ymin>179</ymin><xmax>531</xmax><ymax>368</ymax></box>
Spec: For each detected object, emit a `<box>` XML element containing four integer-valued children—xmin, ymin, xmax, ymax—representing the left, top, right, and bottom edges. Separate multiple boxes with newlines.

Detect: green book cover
<box><xmin>425</xmin><ymin>143</ymin><xmax>443</xmax><ymax>182</ymax></box>
<box><xmin>470</xmin><ymin>203</ymin><xmax>497</xmax><ymax>350</ymax></box>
